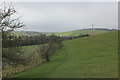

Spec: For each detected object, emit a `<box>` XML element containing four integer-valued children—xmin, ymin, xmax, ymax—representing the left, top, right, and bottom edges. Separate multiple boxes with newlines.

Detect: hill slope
<box><xmin>11</xmin><ymin>31</ymin><xmax>118</xmax><ymax>78</ymax></box>
<box><xmin>48</xmin><ymin>30</ymin><xmax>110</xmax><ymax>37</ymax></box>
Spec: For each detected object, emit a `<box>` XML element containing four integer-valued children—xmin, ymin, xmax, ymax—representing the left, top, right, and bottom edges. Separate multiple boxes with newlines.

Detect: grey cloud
<box><xmin>14</xmin><ymin>2</ymin><xmax>118</xmax><ymax>32</ymax></box>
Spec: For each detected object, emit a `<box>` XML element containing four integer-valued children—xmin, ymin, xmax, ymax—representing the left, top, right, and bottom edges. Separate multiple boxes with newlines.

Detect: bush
<box><xmin>37</xmin><ymin>42</ymin><xmax>56</xmax><ymax>62</ymax></box>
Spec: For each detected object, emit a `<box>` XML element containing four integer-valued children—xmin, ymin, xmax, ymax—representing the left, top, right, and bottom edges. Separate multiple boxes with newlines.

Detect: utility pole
<box><xmin>91</xmin><ymin>24</ymin><xmax>94</xmax><ymax>30</ymax></box>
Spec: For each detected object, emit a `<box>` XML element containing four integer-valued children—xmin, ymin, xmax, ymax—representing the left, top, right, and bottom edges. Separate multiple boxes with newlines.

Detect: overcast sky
<box><xmin>2</xmin><ymin>0</ymin><xmax>119</xmax><ymax>2</ymax></box>
<box><xmin>12</xmin><ymin>2</ymin><xmax>118</xmax><ymax>32</ymax></box>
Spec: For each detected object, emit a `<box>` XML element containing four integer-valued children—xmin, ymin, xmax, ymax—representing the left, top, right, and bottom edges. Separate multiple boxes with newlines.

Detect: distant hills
<box><xmin>13</xmin><ymin>28</ymin><xmax>118</xmax><ymax>36</ymax></box>
<box><xmin>13</xmin><ymin>31</ymin><xmax>42</xmax><ymax>36</ymax></box>
<box><xmin>81</xmin><ymin>28</ymin><xmax>117</xmax><ymax>31</ymax></box>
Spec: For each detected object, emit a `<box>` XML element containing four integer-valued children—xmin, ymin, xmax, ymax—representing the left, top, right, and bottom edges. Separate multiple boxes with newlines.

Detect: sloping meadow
<box><xmin>11</xmin><ymin>31</ymin><xmax>118</xmax><ymax>78</ymax></box>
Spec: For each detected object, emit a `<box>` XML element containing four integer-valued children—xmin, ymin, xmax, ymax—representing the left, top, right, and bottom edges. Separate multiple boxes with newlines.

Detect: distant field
<box><xmin>21</xmin><ymin>45</ymin><xmax>39</xmax><ymax>56</ymax></box>
<box><xmin>13</xmin><ymin>30</ymin><xmax>110</xmax><ymax>37</ymax></box>
<box><xmin>11</xmin><ymin>31</ymin><xmax>118</xmax><ymax>78</ymax></box>
<box><xmin>48</xmin><ymin>30</ymin><xmax>110</xmax><ymax>37</ymax></box>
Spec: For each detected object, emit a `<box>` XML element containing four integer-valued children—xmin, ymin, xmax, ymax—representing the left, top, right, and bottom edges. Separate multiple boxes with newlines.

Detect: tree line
<box><xmin>3</xmin><ymin>32</ymin><xmax>90</xmax><ymax>48</ymax></box>
<box><xmin>3</xmin><ymin>33</ymin><xmax>61</xmax><ymax>48</ymax></box>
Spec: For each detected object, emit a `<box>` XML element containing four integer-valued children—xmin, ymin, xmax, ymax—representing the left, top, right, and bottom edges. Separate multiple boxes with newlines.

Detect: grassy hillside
<box><xmin>11</xmin><ymin>31</ymin><xmax>118</xmax><ymax>78</ymax></box>
<box><xmin>48</xmin><ymin>30</ymin><xmax>110</xmax><ymax>37</ymax></box>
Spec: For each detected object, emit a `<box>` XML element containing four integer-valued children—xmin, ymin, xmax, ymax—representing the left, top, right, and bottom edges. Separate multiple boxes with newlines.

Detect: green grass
<box><xmin>21</xmin><ymin>45</ymin><xmax>39</xmax><ymax>56</ymax></box>
<box><xmin>11</xmin><ymin>31</ymin><xmax>118</xmax><ymax>78</ymax></box>
<box><xmin>47</xmin><ymin>30</ymin><xmax>110</xmax><ymax>37</ymax></box>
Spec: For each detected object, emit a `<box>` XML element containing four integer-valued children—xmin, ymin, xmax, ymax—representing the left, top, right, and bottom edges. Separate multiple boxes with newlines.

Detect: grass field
<box><xmin>48</xmin><ymin>30</ymin><xmax>110</xmax><ymax>37</ymax></box>
<box><xmin>11</xmin><ymin>31</ymin><xmax>118</xmax><ymax>78</ymax></box>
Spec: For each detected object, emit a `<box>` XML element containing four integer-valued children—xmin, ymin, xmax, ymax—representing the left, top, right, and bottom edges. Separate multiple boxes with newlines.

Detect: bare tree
<box><xmin>37</xmin><ymin>42</ymin><xmax>56</xmax><ymax>62</ymax></box>
<box><xmin>0</xmin><ymin>2</ymin><xmax>26</xmax><ymax>68</ymax></box>
<box><xmin>0</xmin><ymin>2</ymin><xmax>24</xmax><ymax>32</ymax></box>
